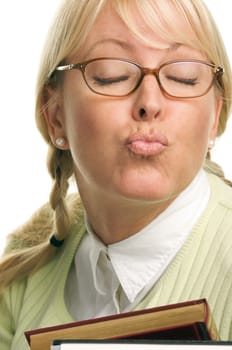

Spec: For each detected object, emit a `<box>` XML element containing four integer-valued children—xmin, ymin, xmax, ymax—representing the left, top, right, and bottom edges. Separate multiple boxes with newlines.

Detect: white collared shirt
<box><xmin>65</xmin><ymin>170</ymin><xmax>210</xmax><ymax>321</ymax></box>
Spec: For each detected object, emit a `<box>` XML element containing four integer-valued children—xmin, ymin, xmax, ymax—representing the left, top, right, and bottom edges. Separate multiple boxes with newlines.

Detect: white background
<box><xmin>0</xmin><ymin>1</ymin><xmax>231</xmax><ymax>254</ymax></box>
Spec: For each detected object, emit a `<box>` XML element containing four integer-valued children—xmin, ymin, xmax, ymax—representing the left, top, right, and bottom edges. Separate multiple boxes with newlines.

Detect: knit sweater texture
<box><xmin>0</xmin><ymin>173</ymin><xmax>232</xmax><ymax>349</ymax></box>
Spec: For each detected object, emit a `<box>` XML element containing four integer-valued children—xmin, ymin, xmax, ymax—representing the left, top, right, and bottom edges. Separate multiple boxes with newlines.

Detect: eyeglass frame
<box><xmin>53</xmin><ymin>57</ymin><xmax>224</xmax><ymax>99</ymax></box>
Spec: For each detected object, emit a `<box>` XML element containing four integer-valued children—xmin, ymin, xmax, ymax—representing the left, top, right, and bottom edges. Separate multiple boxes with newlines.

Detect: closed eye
<box><xmin>166</xmin><ymin>75</ymin><xmax>198</xmax><ymax>86</ymax></box>
<box><xmin>93</xmin><ymin>75</ymin><xmax>129</xmax><ymax>86</ymax></box>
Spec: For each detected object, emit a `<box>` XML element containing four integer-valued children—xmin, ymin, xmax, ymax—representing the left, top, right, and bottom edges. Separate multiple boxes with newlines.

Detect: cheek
<box><xmin>62</xmin><ymin>82</ymin><xmax>101</xmax><ymax>144</ymax></box>
<box><xmin>64</xmin><ymin>101</ymin><xmax>99</xmax><ymax>156</ymax></box>
<box><xmin>62</xmin><ymin>89</ymin><xmax>121</xmax><ymax>176</ymax></box>
<box><xmin>173</xmin><ymin>97</ymin><xmax>217</xmax><ymax>149</ymax></box>
<box><xmin>64</xmin><ymin>101</ymin><xmax>104</xmax><ymax>183</ymax></box>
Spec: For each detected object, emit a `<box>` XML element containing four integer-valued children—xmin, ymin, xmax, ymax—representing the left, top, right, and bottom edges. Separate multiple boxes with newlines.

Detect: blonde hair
<box><xmin>0</xmin><ymin>0</ymin><xmax>231</xmax><ymax>292</ymax></box>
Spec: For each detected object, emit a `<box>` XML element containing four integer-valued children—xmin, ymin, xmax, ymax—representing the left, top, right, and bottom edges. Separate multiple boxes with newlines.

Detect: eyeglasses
<box><xmin>55</xmin><ymin>57</ymin><xmax>224</xmax><ymax>98</ymax></box>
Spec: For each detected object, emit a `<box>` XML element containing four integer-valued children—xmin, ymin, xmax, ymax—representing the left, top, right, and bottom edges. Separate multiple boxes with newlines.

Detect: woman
<box><xmin>0</xmin><ymin>0</ymin><xmax>232</xmax><ymax>348</ymax></box>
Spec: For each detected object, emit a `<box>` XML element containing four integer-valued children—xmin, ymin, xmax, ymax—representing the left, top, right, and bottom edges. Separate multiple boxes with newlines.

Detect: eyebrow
<box><xmin>84</xmin><ymin>38</ymin><xmax>180</xmax><ymax>58</ymax></box>
<box><xmin>84</xmin><ymin>38</ymin><xmax>135</xmax><ymax>57</ymax></box>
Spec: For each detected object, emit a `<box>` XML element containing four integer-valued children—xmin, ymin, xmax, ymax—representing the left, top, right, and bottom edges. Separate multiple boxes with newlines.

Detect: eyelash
<box><xmin>93</xmin><ymin>75</ymin><xmax>129</xmax><ymax>86</ymax></box>
<box><xmin>166</xmin><ymin>75</ymin><xmax>198</xmax><ymax>86</ymax></box>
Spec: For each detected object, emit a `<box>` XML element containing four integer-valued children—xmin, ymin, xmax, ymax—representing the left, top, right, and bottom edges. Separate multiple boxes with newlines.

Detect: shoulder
<box><xmin>204</xmin><ymin>174</ymin><xmax>232</xmax><ymax>249</ymax></box>
<box><xmin>208</xmin><ymin>173</ymin><xmax>232</xmax><ymax>209</ymax></box>
<box><xmin>4</xmin><ymin>193</ymin><xmax>83</xmax><ymax>253</ymax></box>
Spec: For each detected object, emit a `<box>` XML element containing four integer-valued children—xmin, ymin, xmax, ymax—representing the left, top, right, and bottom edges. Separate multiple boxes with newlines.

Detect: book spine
<box><xmin>204</xmin><ymin>302</ymin><xmax>219</xmax><ymax>340</ymax></box>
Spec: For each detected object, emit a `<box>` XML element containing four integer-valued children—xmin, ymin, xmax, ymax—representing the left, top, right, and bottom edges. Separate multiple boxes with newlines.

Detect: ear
<box><xmin>210</xmin><ymin>95</ymin><xmax>223</xmax><ymax>140</ymax></box>
<box><xmin>42</xmin><ymin>86</ymin><xmax>69</xmax><ymax>150</ymax></box>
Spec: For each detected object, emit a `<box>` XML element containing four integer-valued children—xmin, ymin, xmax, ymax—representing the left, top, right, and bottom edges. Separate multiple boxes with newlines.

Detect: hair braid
<box><xmin>47</xmin><ymin>145</ymin><xmax>74</xmax><ymax>241</ymax></box>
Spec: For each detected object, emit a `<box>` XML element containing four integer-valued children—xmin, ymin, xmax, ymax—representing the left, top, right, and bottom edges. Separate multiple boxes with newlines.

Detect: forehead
<box><xmin>82</xmin><ymin>1</ymin><xmax>202</xmax><ymax>58</ymax></box>
<box><xmin>83</xmin><ymin>5</ymin><xmax>173</xmax><ymax>56</ymax></box>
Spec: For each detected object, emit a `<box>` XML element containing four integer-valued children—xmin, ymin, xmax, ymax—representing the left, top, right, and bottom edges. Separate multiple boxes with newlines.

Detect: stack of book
<box><xmin>25</xmin><ymin>299</ymin><xmax>229</xmax><ymax>350</ymax></box>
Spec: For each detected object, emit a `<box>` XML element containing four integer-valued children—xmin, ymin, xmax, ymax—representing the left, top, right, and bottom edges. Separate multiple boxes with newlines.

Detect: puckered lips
<box><xmin>126</xmin><ymin>132</ymin><xmax>168</xmax><ymax>156</ymax></box>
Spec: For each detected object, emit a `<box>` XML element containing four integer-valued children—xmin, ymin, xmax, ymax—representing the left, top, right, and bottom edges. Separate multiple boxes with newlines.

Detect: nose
<box><xmin>132</xmin><ymin>74</ymin><xmax>164</xmax><ymax>122</ymax></box>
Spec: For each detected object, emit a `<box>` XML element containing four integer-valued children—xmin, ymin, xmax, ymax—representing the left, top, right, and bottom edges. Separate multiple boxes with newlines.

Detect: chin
<box><xmin>118</xmin><ymin>183</ymin><xmax>175</xmax><ymax>203</ymax></box>
<box><xmin>112</xmin><ymin>169</ymin><xmax>179</xmax><ymax>203</ymax></box>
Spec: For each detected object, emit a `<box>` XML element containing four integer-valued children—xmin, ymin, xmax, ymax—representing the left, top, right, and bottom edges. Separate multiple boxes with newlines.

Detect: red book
<box><xmin>25</xmin><ymin>299</ymin><xmax>219</xmax><ymax>350</ymax></box>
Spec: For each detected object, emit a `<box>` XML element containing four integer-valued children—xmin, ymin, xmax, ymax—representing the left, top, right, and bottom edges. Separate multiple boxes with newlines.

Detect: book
<box><xmin>25</xmin><ymin>299</ymin><xmax>219</xmax><ymax>350</ymax></box>
<box><xmin>51</xmin><ymin>339</ymin><xmax>232</xmax><ymax>350</ymax></box>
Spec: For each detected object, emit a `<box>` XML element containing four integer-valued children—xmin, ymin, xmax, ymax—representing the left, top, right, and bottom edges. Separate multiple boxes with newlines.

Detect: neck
<box><xmin>81</xmin><ymin>192</ymin><xmax>175</xmax><ymax>244</ymax></box>
<box><xmin>76</xmin><ymin>170</ymin><xmax>206</xmax><ymax>244</ymax></box>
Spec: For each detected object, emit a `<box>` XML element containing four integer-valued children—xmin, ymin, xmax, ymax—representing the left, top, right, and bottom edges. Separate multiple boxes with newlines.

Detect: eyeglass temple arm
<box><xmin>56</xmin><ymin>64</ymin><xmax>76</xmax><ymax>71</ymax></box>
<box><xmin>56</xmin><ymin>63</ymin><xmax>84</xmax><ymax>72</ymax></box>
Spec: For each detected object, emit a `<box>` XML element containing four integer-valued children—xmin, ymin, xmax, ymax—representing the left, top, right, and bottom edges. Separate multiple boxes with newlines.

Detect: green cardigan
<box><xmin>0</xmin><ymin>173</ymin><xmax>232</xmax><ymax>349</ymax></box>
